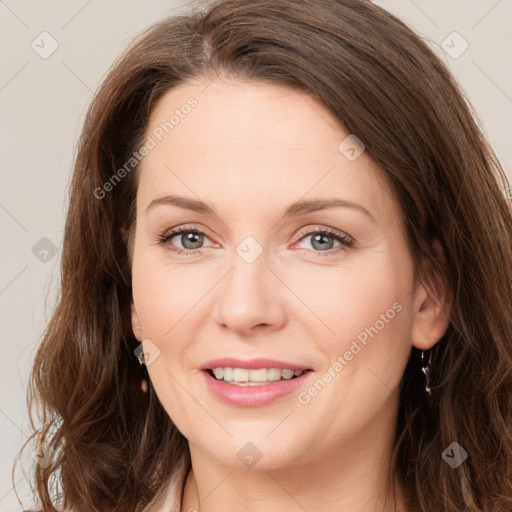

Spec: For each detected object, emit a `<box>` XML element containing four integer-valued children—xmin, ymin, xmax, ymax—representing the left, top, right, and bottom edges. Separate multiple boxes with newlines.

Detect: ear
<box><xmin>131</xmin><ymin>297</ymin><xmax>142</xmax><ymax>342</ymax></box>
<box><xmin>411</xmin><ymin>239</ymin><xmax>452</xmax><ymax>350</ymax></box>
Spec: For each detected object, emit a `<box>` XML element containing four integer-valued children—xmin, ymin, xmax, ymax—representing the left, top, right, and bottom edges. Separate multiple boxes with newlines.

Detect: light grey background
<box><xmin>1</xmin><ymin>1</ymin><xmax>511</xmax><ymax>510</ymax></box>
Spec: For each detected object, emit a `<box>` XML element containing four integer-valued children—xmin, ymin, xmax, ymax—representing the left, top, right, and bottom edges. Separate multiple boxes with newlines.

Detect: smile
<box><xmin>208</xmin><ymin>367</ymin><xmax>307</xmax><ymax>385</ymax></box>
<box><xmin>201</xmin><ymin>367</ymin><xmax>314</xmax><ymax>407</ymax></box>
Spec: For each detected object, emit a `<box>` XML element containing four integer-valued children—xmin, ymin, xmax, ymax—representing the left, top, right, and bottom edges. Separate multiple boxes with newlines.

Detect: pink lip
<box><xmin>200</xmin><ymin>358</ymin><xmax>310</xmax><ymax>371</ymax></box>
<box><xmin>200</xmin><ymin>369</ymin><xmax>314</xmax><ymax>408</ymax></box>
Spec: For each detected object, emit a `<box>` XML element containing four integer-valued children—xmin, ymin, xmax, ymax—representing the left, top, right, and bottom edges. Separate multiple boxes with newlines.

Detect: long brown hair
<box><xmin>17</xmin><ymin>0</ymin><xmax>512</xmax><ymax>510</ymax></box>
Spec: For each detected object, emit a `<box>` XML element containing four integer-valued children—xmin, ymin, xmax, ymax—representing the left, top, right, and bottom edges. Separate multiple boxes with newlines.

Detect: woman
<box><xmin>20</xmin><ymin>0</ymin><xmax>512</xmax><ymax>510</ymax></box>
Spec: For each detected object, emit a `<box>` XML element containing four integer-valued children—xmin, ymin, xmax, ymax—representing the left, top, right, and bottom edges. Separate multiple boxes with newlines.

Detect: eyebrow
<box><xmin>145</xmin><ymin>195</ymin><xmax>376</xmax><ymax>222</ymax></box>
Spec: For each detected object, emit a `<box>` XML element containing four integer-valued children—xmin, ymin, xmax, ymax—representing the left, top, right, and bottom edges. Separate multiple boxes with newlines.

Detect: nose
<box><xmin>213</xmin><ymin>246</ymin><xmax>287</xmax><ymax>336</ymax></box>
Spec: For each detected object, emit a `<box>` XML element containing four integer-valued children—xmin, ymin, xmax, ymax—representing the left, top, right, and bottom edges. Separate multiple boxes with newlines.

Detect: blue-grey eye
<box><xmin>173</xmin><ymin>231</ymin><xmax>204</xmax><ymax>249</ymax></box>
<box><xmin>310</xmin><ymin>233</ymin><xmax>336</xmax><ymax>251</ymax></box>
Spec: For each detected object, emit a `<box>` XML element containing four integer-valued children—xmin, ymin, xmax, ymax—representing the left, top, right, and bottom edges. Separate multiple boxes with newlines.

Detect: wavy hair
<box><xmin>17</xmin><ymin>0</ymin><xmax>512</xmax><ymax>510</ymax></box>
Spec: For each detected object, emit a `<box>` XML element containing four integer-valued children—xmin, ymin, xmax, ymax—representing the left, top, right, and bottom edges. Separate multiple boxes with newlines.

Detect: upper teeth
<box><xmin>212</xmin><ymin>367</ymin><xmax>304</xmax><ymax>382</ymax></box>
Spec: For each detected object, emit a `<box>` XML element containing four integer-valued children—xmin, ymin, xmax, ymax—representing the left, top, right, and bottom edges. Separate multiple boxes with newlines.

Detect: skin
<box><xmin>130</xmin><ymin>77</ymin><xmax>450</xmax><ymax>512</ymax></box>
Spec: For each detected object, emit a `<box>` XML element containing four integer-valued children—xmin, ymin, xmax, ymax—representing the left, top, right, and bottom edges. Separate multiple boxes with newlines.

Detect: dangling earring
<box><xmin>135</xmin><ymin>326</ymin><xmax>149</xmax><ymax>394</ymax></box>
<box><xmin>421</xmin><ymin>349</ymin><xmax>432</xmax><ymax>398</ymax></box>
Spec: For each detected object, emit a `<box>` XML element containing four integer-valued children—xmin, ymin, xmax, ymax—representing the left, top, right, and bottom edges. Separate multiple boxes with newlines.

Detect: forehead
<box><xmin>137</xmin><ymin>78</ymin><xmax>396</xmax><ymax>224</ymax></box>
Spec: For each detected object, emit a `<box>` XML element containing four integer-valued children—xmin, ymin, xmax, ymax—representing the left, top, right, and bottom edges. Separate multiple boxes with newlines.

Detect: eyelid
<box><xmin>162</xmin><ymin>223</ymin><xmax>213</xmax><ymax>239</ymax></box>
<box><xmin>293</xmin><ymin>225</ymin><xmax>352</xmax><ymax>242</ymax></box>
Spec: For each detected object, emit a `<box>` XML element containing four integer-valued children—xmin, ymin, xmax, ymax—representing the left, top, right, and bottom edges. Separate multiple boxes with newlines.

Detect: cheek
<box><xmin>131</xmin><ymin>251</ymin><xmax>202</xmax><ymax>422</ymax></box>
<box><xmin>284</xmin><ymin>252</ymin><xmax>412</xmax><ymax>343</ymax></box>
<box><xmin>340</xmin><ymin>257</ymin><xmax>414</xmax><ymax>392</ymax></box>
<box><xmin>290</xmin><ymin>256</ymin><xmax>413</xmax><ymax>432</ymax></box>
<box><xmin>287</xmin><ymin>248</ymin><xmax>415</xmax><ymax>406</ymax></box>
<box><xmin>131</xmin><ymin>246</ymin><xmax>207</xmax><ymax>338</ymax></box>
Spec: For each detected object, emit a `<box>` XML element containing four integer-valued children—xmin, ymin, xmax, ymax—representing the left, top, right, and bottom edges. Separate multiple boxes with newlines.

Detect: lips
<box><xmin>199</xmin><ymin>357</ymin><xmax>314</xmax><ymax>407</ymax></box>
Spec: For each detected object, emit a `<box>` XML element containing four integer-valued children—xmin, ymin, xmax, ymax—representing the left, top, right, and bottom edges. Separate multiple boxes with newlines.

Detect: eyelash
<box><xmin>156</xmin><ymin>225</ymin><xmax>354</xmax><ymax>257</ymax></box>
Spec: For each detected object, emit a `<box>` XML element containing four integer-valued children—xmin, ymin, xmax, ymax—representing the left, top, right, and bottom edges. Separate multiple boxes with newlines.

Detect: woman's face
<box><xmin>130</xmin><ymin>78</ymin><xmax>446</xmax><ymax>470</ymax></box>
